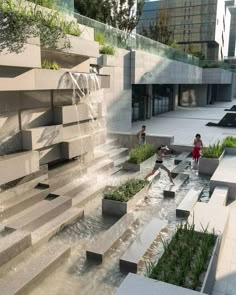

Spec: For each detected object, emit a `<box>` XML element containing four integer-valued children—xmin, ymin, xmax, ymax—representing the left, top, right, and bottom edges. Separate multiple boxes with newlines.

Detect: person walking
<box><xmin>145</xmin><ymin>145</ymin><xmax>174</xmax><ymax>185</ymax></box>
<box><xmin>136</xmin><ymin>125</ymin><xmax>146</xmax><ymax>145</ymax></box>
<box><xmin>192</xmin><ymin>133</ymin><xmax>203</xmax><ymax>163</ymax></box>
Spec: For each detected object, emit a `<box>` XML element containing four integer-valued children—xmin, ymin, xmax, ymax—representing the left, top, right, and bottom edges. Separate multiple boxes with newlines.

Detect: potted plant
<box><xmin>199</xmin><ymin>141</ymin><xmax>224</xmax><ymax>175</ymax></box>
<box><xmin>223</xmin><ymin>136</ymin><xmax>236</xmax><ymax>155</ymax></box>
<box><xmin>124</xmin><ymin>144</ymin><xmax>156</xmax><ymax>172</ymax></box>
<box><xmin>146</xmin><ymin>222</ymin><xmax>220</xmax><ymax>295</ymax></box>
<box><xmin>102</xmin><ymin>179</ymin><xmax>148</xmax><ymax>217</ymax></box>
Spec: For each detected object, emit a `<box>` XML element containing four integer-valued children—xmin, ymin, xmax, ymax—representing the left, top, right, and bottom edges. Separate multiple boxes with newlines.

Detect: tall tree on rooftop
<box><xmin>74</xmin><ymin>0</ymin><xmax>144</xmax><ymax>34</ymax></box>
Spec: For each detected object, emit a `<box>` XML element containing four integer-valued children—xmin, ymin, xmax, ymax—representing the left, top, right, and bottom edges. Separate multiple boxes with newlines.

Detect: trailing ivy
<box><xmin>0</xmin><ymin>0</ymin><xmax>81</xmax><ymax>53</ymax></box>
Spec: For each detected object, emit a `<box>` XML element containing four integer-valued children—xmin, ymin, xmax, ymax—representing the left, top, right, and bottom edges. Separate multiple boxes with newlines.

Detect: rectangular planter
<box><xmin>123</xmin><ymin>155</ymin><xmax>156</xmax><ymax>172</ymax></box>
<box><xmin>224</xmin><ymin>147</ymin><xmax>236</xmax><ymax>155</ymax></box>
<box><xmin>102</xmin><ymin>185</ymin><xmax>148</xmax><ymax>217</ymax></box>
<box><xmin>199</xmin><ymin>151</ymin><xmax>224</xmax><ymax>176</ymax></box>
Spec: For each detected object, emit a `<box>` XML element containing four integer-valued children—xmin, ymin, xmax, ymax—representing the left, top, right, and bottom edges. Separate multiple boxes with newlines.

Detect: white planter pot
<box><xmin>199</xmin><ymin>151</ymin><xmax>224</xmax><ymax>176</ymax></box>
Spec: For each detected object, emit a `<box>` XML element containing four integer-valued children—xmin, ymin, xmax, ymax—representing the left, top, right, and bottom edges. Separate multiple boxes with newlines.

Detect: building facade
<box><xmin>137</xmin><ymin>0</ymin><xmax>232</xmax><ymax>60</ymax></box>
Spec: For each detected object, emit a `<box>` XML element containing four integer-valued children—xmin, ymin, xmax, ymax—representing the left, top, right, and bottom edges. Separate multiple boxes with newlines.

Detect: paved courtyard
<box><xmin>131</xmin><ymin>100</ymin><xmax>236</xmax><ymax>146</ymax></box>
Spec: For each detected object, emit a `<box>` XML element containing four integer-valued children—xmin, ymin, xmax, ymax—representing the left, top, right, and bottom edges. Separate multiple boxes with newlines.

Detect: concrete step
<box><xmin>95</xmin><ymin>138</ymin><xmax>119</xmax><ymax>153</ymax></box>
<box><xmin>109</xmin><ymin>148</ymin><xmax>128</xmax><ymax>161</ymax></box>
<box><xmin>31</xmin><ymin>207</ymin><xmax>84</xmax><ymax>247</ymax></box>
<box><xmin>176</xmin><ymin>187</ymin><xmax>204</xmax><ymax>218</ymax></box>
<box><xmin>86</xmin><ymin>213</ymin><xmax>139</xmax><ymax>262</ymax></box>
<box><xmin>5</xmin><ymin>196</ymin><xmax>72</xmax><ymax>231</ymax></box>
<box><xmin>171</xmin><ymin>160</ymin><xmax>190</xmax><ymax>178</ymax></box>
<box><xmin>209</xmin><ymin>186</ymin><xmax>229</xmax><ymax>206</ymax></box>
<box><xmin>50</xmin><ymin>177</ymin><xmax>95</xmax><ymax>199</ymax></box>
<box><xmin>0</xmin><ymin>230</ymin><xmax>31</xmax><ymax>268</ymax></box>
<box><xmin>174</xmin><ymin>151</ymin><xmax>191</xmax><ymax>165</ymax></box>
<box><xmin>87</xmin><ymin>158</ymin><xmax>114</xmax><ymax>174</ymax></box>
<box><xmin>120</xmin><ymin>218</ymin><xmax>167</xmax><ymax>273</ymax></box>
<box><xmin>48</xmin><ymin>158</ymin><xmax>85</xmax><ymax>178</ymax></box>
<box><xmin>0</xmin><ymin>187</ymin><xmax>50</xmax><ymax>220</ymax></box>
<box><xmin>0</xmin><ymin>243</ymin><xmax>70</xmax><ymax>295</ymax></box>
<box><xmin>114</xmin><ymin>156</ymin><xmax>129</xmax><ymax>167</ymax></box>
<box><xmin>72</xmin><ymin>183</ymin><xmax>106</xmax><ymax>207</ymax></box>
<box><xmin>163</xmin><ymin>173</ymin><xmax>189</xmax><ymax>198</ymax></box>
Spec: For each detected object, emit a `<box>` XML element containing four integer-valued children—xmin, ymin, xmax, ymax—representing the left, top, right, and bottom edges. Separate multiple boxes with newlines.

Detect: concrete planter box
<box><xmin>123</xmin><ymin>155</ymin><xmax>156</xmax><ymax>172</ymax></box>
<box><xmin>102</xmin><ymin>185</ymin><xmax>148</xmax><ymax>217</ymax></box>
<box><xmin>224</xmin><ymin>147</ymin><xmax>236</xmax><ymax>155</ymax></box>
<box><xmin>199</xmin><ymin>151</ymin><xmax>224</xmax><ymax>176</ymax></box>
<box><xmin>98</xmin><ymin>54</ymin><xmax>117</xmax><ymax>67</ymax></box>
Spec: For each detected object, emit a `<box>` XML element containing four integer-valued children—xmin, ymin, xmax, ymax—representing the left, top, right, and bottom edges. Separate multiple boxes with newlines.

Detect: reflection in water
<box><xmin>27</xmin><ymin>159</ymin><xmax>210</xmax><ymax>295</ymax></box>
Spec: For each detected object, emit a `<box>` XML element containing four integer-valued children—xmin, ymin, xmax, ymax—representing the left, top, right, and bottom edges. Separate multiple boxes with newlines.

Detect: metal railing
<box><xmin>59</xmin><ymin>7</ymin><xmax>199</xmax><ymax>66</ymax></box>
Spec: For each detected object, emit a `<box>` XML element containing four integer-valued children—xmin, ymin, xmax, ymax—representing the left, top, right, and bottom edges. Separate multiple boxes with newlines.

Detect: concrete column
<box><xmin>147</xmin><ymin>85</ymin><xmax>153</xmax><ymax>119</ymax></box>
<box><xmin>173</xmin><ymin>85</ymin><xmax>179</xmax><ymax>110</ymax></box>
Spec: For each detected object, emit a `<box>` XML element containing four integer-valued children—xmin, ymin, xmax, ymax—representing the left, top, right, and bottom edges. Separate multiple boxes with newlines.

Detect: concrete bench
<box><xmin>171</xmin><ymin>160</ymin><xmax>190</xmax><ymax>178</ymax></box>
<box><xmin>0</xmin><ymin>243</ymin><xmax>70</xmax><ymax>295</ymax></box>
<box><xmin>5</xmin><ymin>196</ymin><xmax>72</xmax><ymax>231</ymax></box>
<box><xmin>0</xmin><ymin>230</ymin><xmax>31</xmax><ymax>268</ymax></box>
<box><xmin>209</xmin><ymin>186</ymin><xmax>229</xmax><ymax>206</ymax></box>
<box><xmin>164</xmin><ymin>174</ymin><xmax>189</xmax><ymax>198</ymax></box>
<box><xmin>176</xmin><ymin>187</ymin><xmax>203</xmax><ymax>217</ymax></box>
<box><xmin>174</xmin><ymin>151</ymin><xmax>191</xmax><ymax>165</ymax></box>
<box><xmin>86</xmin><ymin>213</ymin><xmax>139</xmax><ymax>262</ymax></box>
<box><xmin>119</xmin><ymin>218</ymin><xmax>167</xmax><ymax>273</ymax></box>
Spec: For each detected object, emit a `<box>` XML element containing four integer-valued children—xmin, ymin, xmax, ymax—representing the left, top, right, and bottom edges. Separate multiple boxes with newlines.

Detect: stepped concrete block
<box><xmin>188</xmin><ymin>202</ymin><xmax>229</xmax><ymax>234</ymax></box>
<box><xmin>72</xmin><ymin>183</ymin><xmax>106</xmax><ymax>207</ymax></box>
<box><xmin>98</xmin><ymin>75</ymin><xmax>110</xmax><ymax>89</ymax></box>
<box><xmin>176</xmin><ymin>187</ymin><xmax>203</xmax><ymax>217</ymax></box>
<box><xmin>109</xmin><ymin>148</ymin><xmax>128</xmax><ymax>161</ymax></box>
<box><xmin>164</xmin><ymin>174</ymin><xmax>189</xmax><ymax>198</ymax></box>
<box><xmin>0</xmin><ymin>151</ymin><xmax>39</xmax><ymax>186</ymax></box>
<box><xmin>174</xmin><ymin>152</ymin><xmax>191</xmax><ymax>165</ymax></box>
<box><xmin>210</xmin><ymin>155</ymin><xmax>236</xmax><ymax>200</ymax></box>
<box><xmin>86</xmin><ymin>213</ymin><xmax>139</xmax><ymax>262</ymax></box>
<box><xmin>87</xmin><ymin>159</ymin><xmax>114</xmax><ymax>175</ymax></box>
<box><xmin>116</xmin><ymin>273</ymin><xmax>208</xmax><ymax>295</ymax></box>
<box><xmin>0</xmin><ymin>187</ymin><xmax>50</xmax><ymax>220</ymax></box>
<box><xmin>39</xmin><ymin>145</ymin><xmax>62</xmax><ymax>165</ymax></box>
<box><xmin>32</xmin><ymin>208</ymin><xmax>84</xmax><ymax>247</ymax></box>
<box><xmin>102</xmin><ymin>185</ymin><xmax>148</xmax><ymax>218</ymax></box>
<box><xmin>93</xmin><ymin>129</ymin><xmax>107</xmax><ymax>146</ymax></box>
<box><xmin>171</xmin><ymin>161</ymin><xmax>190</xmax><ymax>178</ymax></box>
<box><xmin>5</xmin><ymin>196</ymin><xmax>72</xmax><ymax>231</ymax></box>
<box><xmin>120</xmin><ymin>218</ymin><xmax>167</xmax><ymax>273</ymax></box>
<box><xmin>62</xmin><ymin>124</ymin><xmax>80</xmax><ymax>141</ymax></box>
<box><xmin>21</xmin><ymin>108</ymin><xmax>53</xmax><ymax>130</ymax></box>
<box><xmin>61</xmin><ymin>134</ymin><xmax>93</xmax><ymax>159</ymax></box>
<box><xmin>98</xmin><ymin>102</ymin><xmax>106</xmax><ymax>118</ymax></box>
<box><xmin>0</xmin><ymin>230</ymin><xmax>32</xmax><ymax>268</ymax></box>
<box><xmin>0</xmin><ymin>243</ymin><xmax>70</xmax><ymax>295</ymax></box>
<box><xmin>22</xmin><ymin>125</ymin><xmax>63</xmax><ymax>150</ymax></box>
<box><xmin>209</xmin><ymin>186</ymin><xmax>229</xmax><ymax>206</ymax></box>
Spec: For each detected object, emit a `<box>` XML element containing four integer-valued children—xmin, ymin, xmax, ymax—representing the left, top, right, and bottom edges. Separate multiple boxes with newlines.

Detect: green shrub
<box><xmin>100</xmin><ymin>45</ymin><xmax>116</xmax><ymax>55</ymax></box>
<box><xmin>103</xmin><ymin>179</ymin><xmax>148</xmax><ymax>202</ymax></box>
<box><xmin>128</xmin><ymin>144</ymin><xmax>155</xmax><ymax>164</ymax></box>
<box><xmin>223</xmin><ymin>136</ymin><xmax>236</xmax><ymax>148</ymax></box>
<box><xmin>95</xmin><ymin>32</ymin><xmax>106</xmax><ymax>46</ymax></box>
<box><xmin>201</xmin><ymin>141</ymin><xmax>224</xmax><ymax>158</ymax></box>
<box><xmin>147</xmin><ymin>222</ymin><xmax>216</xmax><ymax>291</ymax></box>
<box><xmin>28</xmin><ymin>0</ymin><xmax>57</xmax><ymax>9</ymax></box>
<box><xmin>42</xmin><ymin>60</ymin><xmax>60</xmax><ymax>70</ymax></box>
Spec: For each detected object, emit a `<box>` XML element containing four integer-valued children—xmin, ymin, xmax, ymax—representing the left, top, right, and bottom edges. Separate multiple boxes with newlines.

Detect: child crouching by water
<box><xmin>145</xmin><ymin>145</ymin><xmax>174</xmax><ymax>185</ymax></box>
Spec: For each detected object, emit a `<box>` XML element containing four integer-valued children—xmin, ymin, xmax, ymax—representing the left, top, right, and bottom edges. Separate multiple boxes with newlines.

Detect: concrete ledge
<box><xmin>174</xmin><ymin>151</ymin><xmax>191</xmax><ymax>165</ymax></box>
<box><xmin>109</xmin><ymin>132</ymin><xmax>174</xmax><ymax>149</ymax></box>
<box><xmin>54</xmin><ymin>104</ymin><xmax>93</xmax><ymax>124</ymax></box>
<box><xmin>176</xmin><ymin>187</ymin><xmax>203</xmax><ymax>218</ymax></box>
<box><xmin>120</xmin><ymin>218</ymin><xmax>167</xmax><ymax>273</ymax></box>
<box><xmin>97</xmin><ymin>54</ymin><xmax>118</xmax><ymax>67</ymax></box>
<box><xmin>208</xmin><ymin>186</ymin><xmax>229</xmax><ymax>206</ymax></box>
<box><xmin>164</xmin><ymin>174</ymin><xmax>189</xmax><ymax>198</ymax></box>
<box><xmin>123</xmin><ymin>155</ymin><xmax>156</xmax><ymax>172</ymax></box>
<box><xmin>102</xmin><ymin>185</ymin><xmax>148</xmax><ymax>217</ymax></box>
<box><xmin>86</xmin><ymin>213</ymin><xmax>139</xmax><ymax>262</ymax></box>
<box><xmin>199</xmin><ymin>151</ymin><xmax>224</xmax><ymax>176</ymax></box>
<box><xmin>116</xmin><ymin>273</ymin><xmax>208</xmax><ymax>295</ymax></box>
<box><xmin>61</xmin><ymin>134</ymin><xmax>93</xmax><ymax>159</ymax></box>
<box><xmin>39</xmin><ymin>145</ymin><xmax>62</xmax><ymax>165</ymax></box>
<box><xmin>0</xmin><ymin>151</ymin><xmax>39</xmax><ymax>186</ymax></box>
<box><xmin>0</xmin><ymin>243</ymin><xmax>70</xmax><ymax>295</ymax></box>
<box><xmin>171</xmin><ymin>161</ymin><xmax>190</xmax><ymax>178</ymax></box>
<box><xmin>0</xmin><ymin>230</ymin><xmax>32</xmax><ymax>268</ymax></box>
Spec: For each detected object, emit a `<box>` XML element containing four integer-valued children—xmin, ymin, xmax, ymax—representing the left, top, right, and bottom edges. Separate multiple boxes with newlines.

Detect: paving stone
<box><xmin>174</xmin><ymin>151</ymin><xmax>191</xmax><ymax>165</ymax></box>
<box><xmin>0</xmin><ymin>243</ymin><xmax>70</xmax><ymax>295</ymax></box>
<box><xmin>176</xmin><ymin>186</ymin><xmax>203</xmax><ymax>217</ymax></box>
<box><xmin>171</xmin><ymin>161</ymin><xmax>190</xmax><ymax>178</ymax></box>
<box><xmin>86</xmin><ymin>213</ymin><xmax>139</xmax><ymax>262</ymax></box>
<box><xmin>120</xmin><ymin>218</ymin><xmax>167</xmax><ymax>273</ymax></box>
<box><xmin>163</xmin><ymin>173</ymin><xmax>189</xmax><ymax>198</ymax></box>
<box><xmin>209</xmin><ymin>186</ymin><xmax>229</xmax><ymax>206</ymax></box>
<box><xmin>5</xmin><ymin>196</ymin><xmax>72</xmax><ymax>231</ymax></box>
<box><xmin>0</xmin><ymin>230</ymin><xmax>31</xmax><ymax>268</ymax></box>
